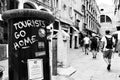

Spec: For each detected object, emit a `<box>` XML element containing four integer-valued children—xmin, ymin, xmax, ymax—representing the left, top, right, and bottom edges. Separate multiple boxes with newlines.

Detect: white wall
<box><xmin>98</xmin><ymin>3</ymin><xmax>116</xmax><ymax>35</ymax></box>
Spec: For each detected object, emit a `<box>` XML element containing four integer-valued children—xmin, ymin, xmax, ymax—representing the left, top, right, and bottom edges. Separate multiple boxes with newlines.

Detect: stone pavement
<box><xmin>68</xmin><ymin>48</ymin><xmax>120</xmax><ymax>80</ymax></box>
<box><xmin>1</xmin><ymin>48</ymin><xmax>120</xmax><ymax>80</ymax></box>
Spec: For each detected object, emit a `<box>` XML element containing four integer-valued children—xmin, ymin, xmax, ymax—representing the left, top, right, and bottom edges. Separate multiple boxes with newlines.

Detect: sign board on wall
<box><xmin>27</xmin><ymin>59</ymin><xmax>43</xmax><ymax>80</ymax></box>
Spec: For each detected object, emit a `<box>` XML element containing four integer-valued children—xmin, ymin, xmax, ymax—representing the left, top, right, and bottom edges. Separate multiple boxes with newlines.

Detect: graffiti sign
<box><xmin>13</xmin><ymin>19</ymin><xmax>46</xmax><ymax>50</ymax></box>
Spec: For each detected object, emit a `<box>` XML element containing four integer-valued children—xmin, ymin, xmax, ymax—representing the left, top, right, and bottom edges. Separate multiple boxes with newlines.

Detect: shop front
<box><xmin>70</xmin><ymin>26</ymin><xmax>79</xmax><ymax>49</ymax></box>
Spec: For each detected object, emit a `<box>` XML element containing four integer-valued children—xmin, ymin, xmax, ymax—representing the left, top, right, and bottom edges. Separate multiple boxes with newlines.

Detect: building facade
<box><xmin>114</xmin><ymin>0</ymin><xmax>120</xmax><ymax>29</ymax></box>
<box><xmin>98</xmin><ymin>3</ymin><xmax>116</xmax><ymax>36</ymax></box>
<box><xmin>84</xmin><ymin>0</ymin><xmax>101</xmax><ymax>36</ymax></box>
<box><xmin>70</xmin><ymin>0</ymin><xmax>84</xmax><ymax>49</ymax></box>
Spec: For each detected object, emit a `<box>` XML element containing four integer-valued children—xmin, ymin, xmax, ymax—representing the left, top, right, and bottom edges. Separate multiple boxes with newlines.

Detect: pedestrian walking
<box><xmin>80</xmin><ymin>38</ymin><xmax>85</xmax><ymax>52</ymax></box>
<box><xmin>96</xmin><ymin>36</ymin><xmax>101</xmax><ymax>52</ymax></box>
<box><xmin>113</xmin><ymin>27</ymin><xmax>120</xmax><ymax>80</ymax></box>
<box><xmin>83</xmin><ymin>34</ymin><xmax>90</xmax><ymax>55</ymax></box>
<box><xmin>101</xmin><ymin>30</ymin><xmax>115</xmax><ymax>71</ymax></box>
<box><xmin>79</xmin><ymin>32</ymin><xmax>85</xmax><ymax>52</ymax></box>
<box><xmin>112</xmin><ymin>33</ymin><xmax>118</xmax><ymax>53</ymax></box>
<box><xmin>112</xmin><ymin>27</ymin><xmax>120</xmax><ymax>56</ymax></box>
<box><xmin>90</xmin><ymin>33</ymin><xmax>98</xmax><ymax>59</ymax></box>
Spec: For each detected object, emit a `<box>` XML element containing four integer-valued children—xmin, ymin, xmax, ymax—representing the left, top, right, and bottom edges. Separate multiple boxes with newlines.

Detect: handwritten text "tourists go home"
<box><xmin>13</xmin><ymin>20</ymin><xmax>45</xmax><ymax>50</ymax></box>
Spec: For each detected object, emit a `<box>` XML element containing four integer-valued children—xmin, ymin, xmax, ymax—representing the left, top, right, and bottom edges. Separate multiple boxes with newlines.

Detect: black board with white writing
<box><xmin>2</xmin><ymin>9</ymin><xmax>55</xmax><ymax>80</ymax></box>
<box><xmin>9</xmin><ymin>17</ymin><xmax>49</xmax><ymax>80</ymax></box>
<box><xmin>7</xmin><ymin>17</ymin><xmax>50</xmax><ymax>80</ymax></box>
<box><xmin>11</xmin><ymin>18</ymin><xmax>47</xmax><ymax>59</ymax></box>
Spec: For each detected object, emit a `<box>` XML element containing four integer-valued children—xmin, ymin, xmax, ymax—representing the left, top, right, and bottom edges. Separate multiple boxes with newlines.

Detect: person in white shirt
<box><xmin>83</xmin><ymin>35</ymin><xmax>90</xmax><ymax>55</ymax></box>
<box><xmin>101</xmin><ymin>30</ymin><xmax>115</xmax><ymax>71</ymax></box>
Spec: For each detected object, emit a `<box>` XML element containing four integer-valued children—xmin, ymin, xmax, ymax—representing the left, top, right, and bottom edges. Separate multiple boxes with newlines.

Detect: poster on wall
<box><xmin>27</xmin><ymin>59</ymin><xmax>43</xmax><ymax>80</ymax></box>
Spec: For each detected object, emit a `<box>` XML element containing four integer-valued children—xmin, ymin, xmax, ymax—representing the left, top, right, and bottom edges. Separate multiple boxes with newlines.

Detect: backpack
<box><xmin>105</xmin><ymin>36</ymin><xmax>113</xmax><ymax>49</ymax></box>
<box><xmin>91</xmin><ymin>37</ymin><xmax>97</xmax><ymax>47</ymax></box>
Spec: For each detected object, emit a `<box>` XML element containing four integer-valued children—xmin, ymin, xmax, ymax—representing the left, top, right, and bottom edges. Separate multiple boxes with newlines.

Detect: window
<box><xmin>100</xmin><ymin>15</ymin><xmax>112</xmax><ymax>23</ymax></box>
<box><xmin>53</xmin><ymin>21</ymin><xmax>59</xmax><ymax>30</ymax></box>
<box><xmin>54</xmin><ymin>0</ymin><xmax>58</xmax><ymax>8</ymax></box>
<box><xmin>106</xmin><ymin>16</ymin><xmax>112</xmax><ymax>23</ymax></box>
<box><xmin>81</xmin><ymin>5</ymin><xmax>85</xmax><ymax>12</ymax></box>
<box><xmin>53</xmin><ymin>31</ymin><xmax>57</xmax><ymax>35</ymax></box>
<box><xmin>87</xmin><ymin>14</ymin><xmax>88</xmax><ymax>23</ymax></box>
<box><xmin>70</xmin><ymin>27</ymin><xmax>73</xmax><ymax>34</ymax></box>
<box><xmin>100</xmin><ymin>15</ymin><xmax>105</xmax><ymax>23</ymax></box>
<box><xmin>24</xmin><ymin>3</ymin><xmax>35</xmax><ymax>9</ymax></box>
<box><xmin>56</xmin><ymin>0</ymin><xmax>58</xmax><ymax>8</ymax></box>
<box><xmin>86</xmin><ymin>2</ymin><xmax>88</xmax><ymax>9</ymax></box>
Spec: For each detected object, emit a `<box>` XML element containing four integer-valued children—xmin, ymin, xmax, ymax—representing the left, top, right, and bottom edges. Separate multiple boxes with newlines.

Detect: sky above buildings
<box><xmin>96</xmin><ymin>0</ymin><xmax>114</xmax><ymax>15</ymax></box>
<box><xmin>96</xmin><ymin>0</ymin><xmax>113</xmax><ymax>5</ymax></box>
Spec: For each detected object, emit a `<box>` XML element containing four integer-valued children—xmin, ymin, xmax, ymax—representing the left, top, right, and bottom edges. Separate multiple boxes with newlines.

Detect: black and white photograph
<box><xmin>0</xmin><ymin>0</ymin><xmax>120</xmax><ymax>80</ymax></box>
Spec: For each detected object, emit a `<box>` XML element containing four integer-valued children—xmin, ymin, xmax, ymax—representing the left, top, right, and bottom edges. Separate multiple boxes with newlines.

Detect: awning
<box><xmin>85</xmin><ymin>28</ymin><xmax>97</xmax><ymax>34</ymax></box>
<box><xmin>70</xmin><ymin>26</ymin><xmax>79</xmax><ymax>33</ymax></box>
<box><xmin>61</xmin><ymin>30</ymin><xmax>70</xmax><ymax>38</ymax></box>
<box><xmin>59</xmin><ymin>18</ymin><xmax>73</xmax><ymax>25</ymax></box>
<box><xmin>47</xmin><ymin>30</ymin><xmax>70</xmax><ymax>39</ymax></box>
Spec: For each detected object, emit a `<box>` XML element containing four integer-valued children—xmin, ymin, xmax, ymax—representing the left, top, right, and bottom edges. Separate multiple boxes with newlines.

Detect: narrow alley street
<box><xmin>0</xmin><ymin>0</ymin><xmax>120</xmax><ymax>80</ymax></box>
<box><xmin>69</xmin><ymin>48</ymin><xmax>120</xmax><ymax>80</ymax></box>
